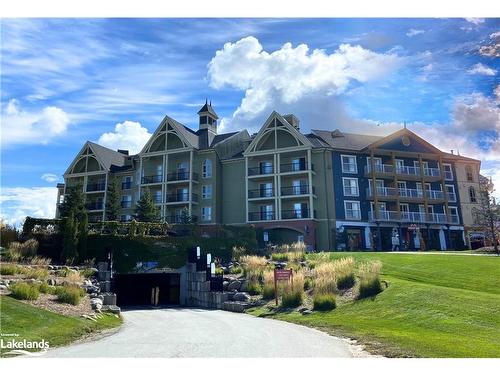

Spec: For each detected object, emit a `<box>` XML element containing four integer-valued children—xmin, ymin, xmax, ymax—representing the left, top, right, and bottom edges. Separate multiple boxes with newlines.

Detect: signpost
<box><xmin>274</xmin><ymin>268</ymin><xmax>293</xmax><ymax>306</ymax></box>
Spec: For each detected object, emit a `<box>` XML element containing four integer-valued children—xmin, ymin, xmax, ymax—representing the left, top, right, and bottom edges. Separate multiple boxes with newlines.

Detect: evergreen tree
<box><xmin>105</xmin><ymin>177</ymin><xmax>121</xmax><ymax>221</ymax></box>
<box><xmin>59</xmin><ymin>184</ymin><xmax>85</xmax><ymax>218</ymax></box>
<box><xmin>473</xmin><ymin>177</ymin><xmax>500</xmax><ymax>255</ymax></box>
<box><xmin>135</xmin><ymin>189</ymin><xmax>160</xmax><ymax>222</ymax></box>
<box><xmin>179</xmin><ymin>206</ymin><xmax>193</xmax><ymax>224</ymax></box>
<box><xmin>77</xmin><ymin>212</ymin><xmax>88</xmax><ymax>262</ymax></box>
<box><xmin>62</xmin><ymin>212</ymin><xmax>78</xmax><ymax>263</ymax></box>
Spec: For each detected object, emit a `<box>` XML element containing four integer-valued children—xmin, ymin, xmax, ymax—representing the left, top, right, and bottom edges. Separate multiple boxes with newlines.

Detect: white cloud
<box><xmin>208</xmin><ymin>36</ymin><xmax>405</xmax><ymax>131</ymax></box>
<box><xmin>0</xmin><ymin>187</ymin><xmax>58</xmax><ymax>227</ymax></box>
<box><xmin>1</xmin><ymin>99</ymin><xmax>71</xmax><ymax>146</ymax></box>
<box><xmin>406</xmin><ymin>29</ymin><xmax>425</xmax><ymax>37</ymax></box>
<box><xmin>465</xmin><ymin>18</ymin><xmax>485</xmax><ymax>25</ymax></box>
<box><xmin>452</xmin><ymin>93</ymin><xmax>500</xmax><ymax>132</ymax></box>
<box><xmin>97</xmin><ymin>120</ymin><xmax>152</xmax><ymax>154</ymax></box>
<box><xmin>41</xmin><ymin>173</ymin><xmax>59</xmax><ymax>183</ymax></box>
<box><xmin>490</xmin><ymin>31</ymin><xmax>500</xmax><ymax>40</ymax></box>
<box><xmin>467</xmin><ymin>63</ymin><xmax>497</xmax><ymax>76</ymax></box>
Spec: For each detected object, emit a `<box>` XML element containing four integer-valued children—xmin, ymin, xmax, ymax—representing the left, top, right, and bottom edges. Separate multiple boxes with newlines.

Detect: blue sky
<box><xmin>1</xmin><ymin>18</ymin><xmax>499</xmax><ymax>225</ymax></box>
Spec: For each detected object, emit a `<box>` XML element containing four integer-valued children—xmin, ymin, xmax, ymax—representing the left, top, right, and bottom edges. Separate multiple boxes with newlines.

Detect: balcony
<box><xmin>121</xmin><ymin>200</ymin><xmax>132</xmax><ymax>208</ymax></box>
<box><xmin>368</xmin><ymin>211</ymin><xmax>459</xmax><ymax>224</ymax></box>
<box><xmin>248</xmin><ymin>187</ymin><xmax>274</xmax><ymax>199</ymax></box>
<box><xmin>141</xmin><ymin>175</ymin><xmax>163</xmax><ymax>184</ymax></box>
<box><xmin>281</xmin><ymin>185</ymin><xmax>311</xmax><ymax>196</ymax></box>
<box><xmin>426</xmin><ymin>190</ymin><xmax>445</xmax><ymax>200</ymax></box>
<box><xmin>365</xmin><ymin>164</ymin><xmax>394</xmax><ymax>175</ymax></box>
<box><xmin>86</xmin><ymin>202</ymin><xmax>103</xmax><ymax>211</ymax></box>
<box><xmin>424</xmin><ymin>167</ymin><xmax>441</xmax><ymax>178</ymax></box>
<box><xmin>121</xmin><ymin>181</ymin><xmax>132</xmax><ymax>190</ymax></box>
<box><xmin>166</xmin><ymin>192</ymin><xmax>197</xmax><ymax>203</ymax></box>
<box><xmin>366</xmin><ymin>187</ymin><xmax>398</xmax><ymax>198</ymax></box>
<box><xmin>248</xmin><ymin>165</ymin><xmax>274</xmax><ymax>176</ymax></box>
<box><xmin>153</xmin><ymin>195</ymin><xmax>163</xmax><ymax>204</ymax></box>
<box><xmin>86</xmin><ymin>182</ymin><xmax>106</xmax><ymax>192</ymax></box>
<box><xmin>166</xmin><ymin>214</ymin><xmax>198</xmax><ymax>224</ymax></box>
<box><xmin>281</xmin><ymin>209</ymin><xmax>312</xmax><ymax>219</ymax></box>
<box><xmin>280</xmin><ymin>163</ymin><xmax>313</xmax><ymax>173</ymax></box>
<box><xmin>167</xmin><ymin>171</ymin><xmax>198</xmax><ymax>182</ymax></box>
<box><xmin>248</xmin><ymin>211</ymin><xmax>275</xmax><ymax>221</ymax></box>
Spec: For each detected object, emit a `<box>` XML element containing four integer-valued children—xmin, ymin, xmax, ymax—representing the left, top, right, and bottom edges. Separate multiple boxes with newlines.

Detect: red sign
<box><xmin>274</xmin><ymin>269</ymin><xmax>292</xmax><ymax>281</ymax></box>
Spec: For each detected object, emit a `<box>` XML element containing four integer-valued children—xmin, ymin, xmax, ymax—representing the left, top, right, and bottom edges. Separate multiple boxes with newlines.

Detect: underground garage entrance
<box><xmin>113</xmin><ymin>272</ymin><xmax>180</xmax><ymax>307</ymax></box>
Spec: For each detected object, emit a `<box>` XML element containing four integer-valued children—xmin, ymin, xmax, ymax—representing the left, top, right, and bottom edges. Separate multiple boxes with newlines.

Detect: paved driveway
<box><xmin>43</xmin><ymin>308</ymin><xmax>362</xmax><ymax>357</ymax></box>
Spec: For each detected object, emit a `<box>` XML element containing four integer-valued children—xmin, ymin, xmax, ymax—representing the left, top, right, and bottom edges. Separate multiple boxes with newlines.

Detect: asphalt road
<box><xmin>43</xmin><ymin>308</ymin><xmax>363</xmax><ymax>357</ymax></box>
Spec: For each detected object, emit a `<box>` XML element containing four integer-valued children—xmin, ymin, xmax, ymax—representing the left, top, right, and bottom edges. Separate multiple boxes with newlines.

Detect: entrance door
<box><xmin>346</xmin><ymin>229</ymin><xmax>361</xmax><ymax>250</ymax></box>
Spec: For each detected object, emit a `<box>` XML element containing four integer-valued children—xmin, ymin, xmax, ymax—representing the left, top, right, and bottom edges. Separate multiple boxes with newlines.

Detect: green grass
<box><xmin>0</xmin><ymin>296</ymin><xmax>122</xmax><ymax>356</ymax></box>
<box><xmin>249</xmin><ymin>252</ymin><xmax>500</xmax><ymax>358</ymax></box>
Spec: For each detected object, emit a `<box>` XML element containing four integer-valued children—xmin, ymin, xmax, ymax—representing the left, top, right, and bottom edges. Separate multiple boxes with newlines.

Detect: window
<box><xmin>201</xmin><ymin>207</ymin><xmax>212</xmax><ymax>221</ymax></box>
<box><xmin>466</xmin><ymin>165</ymin><xmax>474</xmax><ymax>182</ymax></box>
<box><xmin>202</xmin><ymin>185</ymin><xmax>212</xmax><ymax>199</ymax></box>
<box><xmin>448</xmin><ymin>206</ymin><xmax>459</xmax><ymax>224</ymax></box>
<box><xmin>260</xmin><ymin>205</ymin><xmax>274</xmax><ymax>220</ymax></box>
<box><xmin>446</xmin><ymin>185</ymin><xmax>457</xmax><ymax>202</ymax></box>
<box><xmin>259</xmin><ymin>161</ymin><xmax>273</xmax><ymax>174</ymax></box>
<box><xmin>341</xmin><ymin>155</ymin><xmax>357</xmax><ymax>173</ymax></box>
<box><xmin>202</xmin><ymin>159</ymin><xmax>212</xmax><ymax>178</ymax></box>
<box><xmin>154</xmin><ymin>190</ymin><xmax>162</xmax><ymax>203</ymax></box>
<box><xmin>344</xmin><ymin>201</ymin><xmax>361</xmax><ymax>220</ymax></box>
<box><xmin>291</xmin><ymin>157</ymin><xmax>306</xmax><ymax>171</ymax></box>
<box><xmin>122</xmin><ymin>176</ymin><xmax>133</xmax><ymax>190</ymax></box>
<box><xmin>343</xmin><ymin>177</ymin><xmax>359</xmax><ymax>196</ymax></box>
<box><xmin>121</xmin><ymin>195</ymin><xmax>132</xmax><ymax>208</ymax></box>
<box><xmin>443</xmin><ymin>164</ymin><xmax>453</xmax><ymax>181</ymax></box>
<box><xmin>366</xmin><ymin>157</ymin><xmax>382</xmax><ymax>173</ymax></box>
<box><xmin>260</xmin><ymin>182</ymin><xmax>273</xmax><ymax>197</ymax></box>
<box><xmin>469</xmin><ymin>186</ymin><xmax>477</xmax><ymax>203</ymax></box>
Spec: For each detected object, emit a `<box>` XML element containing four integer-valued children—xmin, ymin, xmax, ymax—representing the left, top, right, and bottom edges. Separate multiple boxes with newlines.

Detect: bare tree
<box><xmin>473</xmin><ymin>176</ymin><xmax>500</xmax><ymax>255</ymax></box>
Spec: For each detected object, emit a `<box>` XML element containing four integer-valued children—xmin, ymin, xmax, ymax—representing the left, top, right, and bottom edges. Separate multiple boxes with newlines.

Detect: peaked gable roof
<box><xmin>312</xmin><ymin>129</ymin><xmax>383</xmax><ymax>150</ymax></box>
<box><xmin>64</xmin><ymin>141</ymin><xmax>127</xmax><ymax>175</ymax></box>
<box><xmin>363</xmin><ymin>128</ymin><xmax>444</xmax><ymax>154</ymax></box>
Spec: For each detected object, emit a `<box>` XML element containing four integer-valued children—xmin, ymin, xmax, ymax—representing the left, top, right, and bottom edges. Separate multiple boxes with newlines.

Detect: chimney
<box><xmin>450</xmin><ymin>150</ymin><xmax>454</xmax><ymax>155</ymax></box>
<box><xmin>118</xmin><ymin>149</ymin><xmax>129</xmax><ymax>155</ymax></box>
<box><xmin>283</xmin><ymin>114</ymin><xmax>300</xmax><ymax>130</ymax></box>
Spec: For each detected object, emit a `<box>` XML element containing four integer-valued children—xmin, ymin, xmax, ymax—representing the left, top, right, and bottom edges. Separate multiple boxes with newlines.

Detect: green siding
<box><xmin>221</xmin><ymin>159</ymin><xmax>246</xmax><ymax>224</ymax></box>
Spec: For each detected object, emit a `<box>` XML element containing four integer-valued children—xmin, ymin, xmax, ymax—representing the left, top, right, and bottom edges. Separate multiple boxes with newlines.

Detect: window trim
<box><xmin>445</xmin><ymin>184</ymin><xmax>456</xmax><ymax>202</ymax></box>
<box><xmin>202</xmin><ymin>159</ymin><xmax>212</xmax><ymax>178</ymax></box>
<box><xmin>341</xmin><ymin>154</ymin><xmax>358</xmax><ymax>174</ymax></box>
<box><xmin>443</xmin><ymin>163</ymin><xmax>453</xmax><ymax>181</ymax></box>
<box><xmin>469</xmin><ymin>186</ymin><xmax>477</xmax><ymax>203</ymax></box>
<box><xmin>344</xmin><ymin>200</ymin><xmax>361</xmax><ymax>220</ymax></box>
<box><xmin>342</xmin><ymin>177</ymin><xmax>359</xmax><ymax>197</ymax></box>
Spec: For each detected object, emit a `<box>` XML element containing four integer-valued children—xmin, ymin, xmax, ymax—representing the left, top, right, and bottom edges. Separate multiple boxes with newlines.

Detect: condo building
<box><xmin>56</xmin><ymin>102</ymin><xmax>484</xmax><ymax>251</ymax></box>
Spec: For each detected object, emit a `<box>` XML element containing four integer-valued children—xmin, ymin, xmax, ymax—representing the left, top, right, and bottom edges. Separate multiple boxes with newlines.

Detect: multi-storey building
<box><xmin>57</xmin><ymin>102</ymin><xmax>485</xmax><ymax>251</ymax></box>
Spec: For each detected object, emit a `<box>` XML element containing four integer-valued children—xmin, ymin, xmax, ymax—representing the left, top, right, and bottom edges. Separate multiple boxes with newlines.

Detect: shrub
<box><xmin>0</xmin><ymin>264</ymin><xmax>19</xmax><ymax>275</ymax></box>
<box><xmin>215</xmin><ymin>267</ymin><xmax>224</xmax><ymax>276</ymax></box>
<box><xmin>10</xmin><ymin>282</ymin><xmax>40</xmax><ymax>300</ymax></box>
<box><xmin>313</xmin><ymin>262</ymin><xmax>337</xmax><ymax>294</ymax></box>
<box><xmin>21</xmin><ymin>267</ymin><xmax>49</xmax><ymax>280</ymax></box>
<box><xmin>229</xmin><ymin>266</ymin><xmax>242</xmax><ymax>274</ymax></box>
<box><xmin>313</xmin><ymin>294</ymin><xmax>337</xmax><ymax>311</ymax></box>
<box><xmin>38</xmin><ymin>282</ymin><xmax>56</xmax><ymax>294</ymax></box>
<box><xmin>241</xmin><ymin>255</ymin><xmax>267</xmax><ymax>281</ymax></box>
<box><xmin>271</xmin><ymin>253</ymin><xmax>288</xmax><ymax>262</ymax></box>
<box><xmin>333</xmin><ymin>257</ymin><xmax>356</xmax><ymax>290</ymax></box>
<box><xmin>56</xmin><ymin>286</ymin><xmax>85</xmax><ymax>305</ymax></box>
<box><xmin>231</xmin><ymin>246</ymin><xmax>247</xmax><ymax>261</ymax></box>
<box><xmin>262</xmin><ymin>284</ymin><xmax>275</xmax><ymax>299</ymax></box>
<box><xmin>281</xmin><ymin>289</ymin><xmax>303</xmax><ymax>308</ymax></box>
<box><xmin>65</xmin><ymin>270</ymin><xmax>84</xmax><ymax>285</ymax></box>
<box><xmin>80</xmin><ymin>268</ymin><xmax>96</xmax><ymax>278</ymax></box>
<box><xmin>304</xmin><ymin>277</ymin><xmax>312</xmax><ymax>290</ymax></box>
<box><xmin>358</xmin><ymin>261</ymin><xmax>383</xmax><ymax>299</ymax></box>
<box><xmin>7</xmin><ymin>239</ymin><xmax>39</xmax><ymax>261</ymax></box>
<box><xmin>29</xmin><ymin>256</ymin><xmax>51</xmax><ymax>266</ymax></box>
<box><xmin>246</xmin><ymin>281</ymin><xmax>262</xmax><ymax>295</ymax></box>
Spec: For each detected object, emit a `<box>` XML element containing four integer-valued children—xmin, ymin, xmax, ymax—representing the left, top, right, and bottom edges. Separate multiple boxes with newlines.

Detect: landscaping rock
<box><xmin>223</xmin><ymin>281</ymin><xmax>229</xmax><ymax>291</ymax></box>
<box><xmin>233</xmin><ymin>292</ymin><xmax>250</xmax><ymax>302</ymax></box>
<box><xmin>228</xmin><ymin>280</ymin><xmax>242</xmax><ymax>291</ymax></box>
<box><xmin>0</xmin><ymin>285</ymin><xmax>8</xmax><ymax>291</ymax></box>
<box><xmin>102</xmin><ymin>305</ymin><xmax>121</xmax><ymax>314</ymax></box>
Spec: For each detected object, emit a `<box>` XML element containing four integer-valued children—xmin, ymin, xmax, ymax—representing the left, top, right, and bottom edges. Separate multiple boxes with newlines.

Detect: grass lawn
<box><xmin>248</xmin><ymin>252</ymin><xmax>500</xmax><ymax>358</ymax></box>
<box><xmin>0</xmin><ymin>296</ymin><xmax>122</xmax><ymax>356</ymax></box>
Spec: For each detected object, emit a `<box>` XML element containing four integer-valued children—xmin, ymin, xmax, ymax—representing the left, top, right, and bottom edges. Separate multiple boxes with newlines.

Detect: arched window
<box><xmin>469</xmin><ymin>186</ymin><xmax>477</xmax><ymax>203</ymax></box>
<box><xmin>202</xmin><ymin>159</ymin><xmax>212</xmax><ymax>178</ymax></box>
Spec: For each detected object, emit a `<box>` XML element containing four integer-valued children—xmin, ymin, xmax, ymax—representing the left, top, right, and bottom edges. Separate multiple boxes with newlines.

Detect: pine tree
<box><xmin>77</xmin><ymin>212</ymin><xmax>88</xmax><ymax>262</ymax></box>
<box><xmin>59</xmin><ymin>184</ymin><xmax>85</xmax><ymax>218</ymax></box>
<box><xmin>62</xmin><ymin>212</ymin><xmax>78</xmax><ymax>263</ymax></box>
<box><xmin>473</xmin><ymin>177</ymin><xmax>500</xmax><ymax>255</ymax></box>
<box><xmin>135</xmin><ymin>189</ymin><xmax>160</xmax><ymax>222</ymax></box>
<box><xmin>105</xmin><ymin>177</ymin><xmax>121</xmax><ymax>221</ymax></box>
<box><xmin>179</xmin><ymin>206</ymin><xmax>193</xmax><ymax>224</ymax></box>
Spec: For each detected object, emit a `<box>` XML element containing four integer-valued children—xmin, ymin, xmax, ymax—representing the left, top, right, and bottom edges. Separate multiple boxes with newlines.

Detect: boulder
<box><xmin>228</xmin><ymin>280</ymin><xmax>242</xmax><ymax>291</ymax></box>
<box><xmin>223</xmin><ymin>281</ymin><xmax>229</xmax><ymax>291</ymax></box>
<box><xmin>0</xmin><ymin>285</ymin><xmax>8</xmax><ymax>291</ymax></box>
<box><xmin>233</xmin><ymin>292</ymin><xmax>250</xmax><ymax>302</ymax></box>
<box><xmin>90</xmin><ymin>298</ymin><xmax>103</xmax><ymax>311</ymax></box>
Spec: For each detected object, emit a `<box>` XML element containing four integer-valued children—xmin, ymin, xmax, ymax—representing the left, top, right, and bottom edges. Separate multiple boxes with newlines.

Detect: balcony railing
<box><xmin>398</xmin><ymin>188</ymin><xmax>424</xmax><ymax>199</ymax></box>
<box><xmin>86</xmin><ymin>182</ymin><xmax>106</xmax><ymax>192</ymax></box>
<box><xmin>281</xmin><ymin>185</ymin><xmax>310</xmax><ymax>196</ymax></box>
<box><xmin>167</xmin><ymin>171</ymin><xmax>199</xmax><ymax>182</ymax></box>
<box><xmin>365</xmin><ymin>164</ymin><xmax>393</xmax><ymax>174</ymax></box>
<box><xmin>248</xmin><ymin>188</ymin><xmax>274</xmax><ymax>198</ymax></box>
<box><xmin>426</xmin><ymin>190</ymin><xmax>445</xmax><ymax>200</ymax></box>
<box><xmin>366</xmin><ymin>187</ymin><xmax>398</xmax><ymax>197</ymax></box>
<box><xmin>369</xmin><ymin>210</ymin><xmax>459</xmax><ymax>224</ymax></box>
<box><xmin>424</xmin><ymin>167</ymin><xmax>441</xmax><ymax>177</ymax></box>
<box><xmin>141</xmin><ymin>174</ymin><xmax>163</xmax><ymax>184</ymax></box>
<box><xmin>166</xmin><ymin>193</ymin><xmax>198</xmax><ymax>203</ymax></box>
<box><xmin>396</xmin><ymin>165</ymin><xmax>420</xmax><ymax>176</ymax></box>
<box><xmin>86</xmin><ymin>202</ymin><xmax>103</xmax><ymax>210</ymax></box>
<box><xmin>280</xmin><ymin>163</ymin><xmax>313</xmax><ymax>173</ymax></box>
<box><xmin>248</xmin><ymin>211</ymin><xmax>275</xmax><ymax>221</ymax></box>
<box><xmin>121</xmin><ymin>181</ymin><xmax>132</xmax><ymax>190</ymax></box>
<box><xmin>281</xmin><ymin>209</ymin><xmax>311</xmax><ymax>219</ymax></box>
<box><xmin>121</xmin><ymin>200</ymin><xmax>132</xmax><ymax>208</ymax></box>
<box><xmin>166</xmin><ymin>214</ymin><xmax>198</xmax><ymax>224</ymax></box>
<box><xmin>248</xmin><ymin>165</ymin><xmax>274</xmax><ymax>176</ymax></box>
